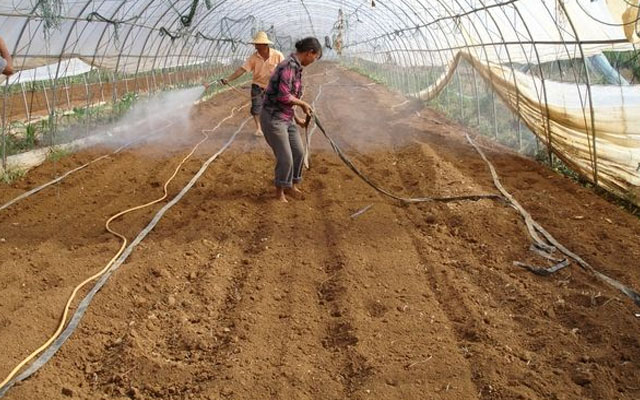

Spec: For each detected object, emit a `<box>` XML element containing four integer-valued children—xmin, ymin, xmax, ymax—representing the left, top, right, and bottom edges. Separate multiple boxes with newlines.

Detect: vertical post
<box><xmin>491</xmin><ymin>89</ymin><xmax>497</xmax><ymax>139</ymax></box>
<box><xmin>134</xmin><ymin>73</ymin><xmax>140</xmax><ymax>94</ymax></box>
<box><xmin>180</xmin><ymin>65</ymin><xmax>187</xmax><ymax>86</ymax></box>
<box><xmin>82</xmin><ymin>73</ymin><xmax>90</xmax><ymax>110</ymax></box>
<box><xmin>111</xmin><ymin>71</ymin><xmax>118</xmax><ymax>105</ymax></box>
<box><xmin>456</xmin><ymin>68</ymin><xmax>463</xmax><ymax>122</ymax></box>
<box><xmin>151</xmin><ymin>70</ymin><xmax>158</xmax><ymax>92</ymax></box>
<box><xmin>543</xmin><ymin>64</ymin><xmax>553</xmax><ymax>166</ymax></box>
<box><xmin>98</xmin><ymin>71</ymin><xmax>105</xmax><ymax>103</ymax></box>
<box><xmin>472</xmin><ymin>67</ymin><xmax>480</xmax><ymax>127</ymax></box>
<box><xmin>48</xmin><ymin>76</ymin><xmax>58</xmax><ymax>148</ymax></box>
<box><xmin>2</xmin><ymin>80</ymin><xmax>8</xmax><ymax>170</ymax></box>
<box><xmin>445</xmin><ymin>81</ymin><xmax>450</xmax><ymax>117</ymax></box>
<box><xmin>42</xmin><ymin>81</ymin><xmax>52</xmax><ymax>116</ymax></box>
<box><xmin>145</xmin><ymin>74</ymin><xmax>151</xmax><ymax>96</ymax></box>
<box><xmin>21</xmin><ymin>82</ymin><xmax>31</xmax><ymax>123</ymax></box>
<box><xmin>517</xmin><ymin>119</ymin><xmax>523</xmax><ymax>153</ymax></box>
<box><xmin>113</xmin><ymin>71</ymin><xmax>122</xmax><ymax>121</ymax></box>
<box><xmin>83</xmin><ymin>73</ymin><xmax>90</xmax><ymax>138</ymax></box>
<box><xmin>64</xmin><ymin>78</ymin><xmax>71</xmax><ymax>109</ymax></box>
<box><xmin>165</xmin><ymin>68</ymin><xmax>171</xmax><ymax>88</ymax></box>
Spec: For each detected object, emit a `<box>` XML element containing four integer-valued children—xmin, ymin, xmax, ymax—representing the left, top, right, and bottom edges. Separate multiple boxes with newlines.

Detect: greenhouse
<box><xmin>1</xmin><ymin>0</ymin><xmax>640</xmax><ymax>399</ymax></box>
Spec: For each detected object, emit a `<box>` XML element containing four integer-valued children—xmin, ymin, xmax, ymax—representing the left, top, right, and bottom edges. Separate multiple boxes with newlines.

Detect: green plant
<box><xmin>25</xmin><ymin>124</ymin><xmax>37</xmax><ymax>149</ymax></box>
<box><xmin>72</xmin><ymin>106</ymin><xmax>87</xmax><ymax>118</ymax></box>
<box><xmin>47</xmin><ymin>146</ymin><xmax>70</xmax><ymax>162</ymax></box>
<box><xmin>113</xmin><ymin>91</ymin><xmax>138</xmax><ymax>117</ymax></box>
<box><xmin>603</xmin><ymin>50</ymin><xmax>640</xmax><ymax>83</ymax></box>
<box><xmin>1</xmin><ymin>167</ymin><xmax>26</xmax><ymax>184</ymax></box>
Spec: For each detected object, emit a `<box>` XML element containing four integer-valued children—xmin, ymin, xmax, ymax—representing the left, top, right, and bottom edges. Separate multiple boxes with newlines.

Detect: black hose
<box><xmin>312</xmin><ymin>114</ymin><xmax>503</xmax><ymax>204</ymax></box>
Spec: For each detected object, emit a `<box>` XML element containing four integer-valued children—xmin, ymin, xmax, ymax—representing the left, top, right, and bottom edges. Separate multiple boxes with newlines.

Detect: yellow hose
<box><xmin>0</xmin><ymin>102</ymin><xmax>249</xmax><ymax>390</ymax></box>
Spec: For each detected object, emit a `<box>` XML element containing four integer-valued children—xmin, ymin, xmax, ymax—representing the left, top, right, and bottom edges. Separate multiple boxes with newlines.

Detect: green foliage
<box><xmin>551</xmin><ymin>157</ymin><xmax>582</xmax><ymax>182</ymax></box>
<box><xmin>3</xmin><ymin>128</ymin><xmax>37</xmax><ymax>155</ymax></box>
<box><xmin>24</xmin><ymin>124</ymin><xmax>37</xmax><ymax>149</ymax></box>
<box><xmin>47</xmin><ymin>146</ymin><xmax>70</xmax><ymax>162</ymax></box>
<box><xmin>3</xmin><ymin>63</ymin><xmax>238</xmax><ymax>162</ymax></box>
<box><xmin>1</xmin><ymin>167</ymin><xmax>26</xmax><ymax>184</ymax></box>
<box><xmin>341</xmin><ymin>63</ymin><xmax>384</xmax><ymax>84</ymax></box>
<box><xmin>603</xmin><ymin>50</ymin><xmax>640</xmax><ymax>83</ymax></box>
<box><xmin>72</xmin><ymin>106</ymin><xmax>87</xmax><ymax>118</ymax></box>
<box><xmin>113</xmin><ymin>91</ymin><xmax>138</xmax><ymax>117</ymax></box>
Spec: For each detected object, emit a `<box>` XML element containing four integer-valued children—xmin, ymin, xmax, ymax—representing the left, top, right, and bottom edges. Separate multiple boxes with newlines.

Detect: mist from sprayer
<box><xmin>100</xmin><ymin>86</ymin><xmax>206</xmax><ymax>150</ymax></box>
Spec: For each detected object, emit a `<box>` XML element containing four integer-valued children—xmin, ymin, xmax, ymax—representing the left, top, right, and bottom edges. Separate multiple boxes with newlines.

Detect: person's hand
<box><xmin>300</xmin><ymin>101</ymin><xmax>313</xmax><ymax>117</ymax></box>
<box><xmin>295</xmin><ymin>115</ymin><xmax>310</xmax><ymax>128</ymax></box>
<box><xmin>3</xmin><ymin>65</ymin><xmax>14</xmax><ymax>76</ymax></box>
<box><xmin>220</xmin><ymin>78</ymin><xmax>229</xmax><ymax>85</ymax></box>
<box><xmin>202</xmin><ymin>80</ymin><xmax>210</xmax><ymax>90</ymax></box>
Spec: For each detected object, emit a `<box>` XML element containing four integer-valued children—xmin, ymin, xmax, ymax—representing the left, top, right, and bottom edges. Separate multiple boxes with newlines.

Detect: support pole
<box><xmin>491</xmin><ymin>89</ymin><xmax>497</xmax><ymax>139</ymax></box>
<box><xmin>21</xmin><ymin>82</ymin><xmax>31</xmax><ymax>123</ymax></box>
<box><xmin>2</xmin><ymin>80</ymin><xmax>8</xmax><ymax>170</ymax></box>
<box><xmin>472</xmin><ymin>67</ymin><xmax>480</xmax><ymax>126</ymax></box>
<box><xmin>64</xmin><ymin>78</ymin><xmax>71</xmax><ymax>109</ymax></box>
<box><xmin>456</xmin><ymin>68</ymin><xmax>463</xmax><ymax>122</ymax></box>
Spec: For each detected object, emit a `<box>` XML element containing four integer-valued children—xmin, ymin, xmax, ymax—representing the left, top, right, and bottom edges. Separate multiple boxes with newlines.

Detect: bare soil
<box><xmin>1</xmin><ymin>63</ymin><xmax>639</xmax><ymax>400</ymax></box>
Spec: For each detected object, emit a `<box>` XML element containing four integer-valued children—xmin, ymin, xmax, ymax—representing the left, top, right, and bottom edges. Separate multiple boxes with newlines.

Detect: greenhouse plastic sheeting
<box><xmin>1</xmin><ymin>58</ymin><xmax>92</xmax><ymax>84</ymax></box>
<box><xmin>415</xmin><ymin>51</ymin><xmax>640</xmax><ymax>202</ymax></box>
<box><xmin>1</xmin><ymin>0</ymin><xmax>638</xmax><ymax>74</ymax></box>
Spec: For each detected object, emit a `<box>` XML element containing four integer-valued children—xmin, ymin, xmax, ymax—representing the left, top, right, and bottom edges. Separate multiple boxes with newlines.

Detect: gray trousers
<box><xmin>260</xmin><ymin>110</ymin><xmax>304</xmax><ymax>188</ymax></box>
<box><xmin>250</xmin><ymin>84</ymin><xmax>265</xmax><ymax>116</ymax></box>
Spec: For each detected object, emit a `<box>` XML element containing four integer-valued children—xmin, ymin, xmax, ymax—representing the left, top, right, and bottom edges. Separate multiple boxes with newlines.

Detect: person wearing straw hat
<box><xmin>219</xmin><ymin>31</ymin><xmax>283</xmax><ymax>137</ymax></box>
<box><xmin>0</xmin><ymin>36</ymin><xmax>14</xmax><ymax>77</ymax></box>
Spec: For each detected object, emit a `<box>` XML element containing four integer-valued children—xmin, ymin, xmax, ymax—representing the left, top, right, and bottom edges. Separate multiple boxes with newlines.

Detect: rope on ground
<box><xmin>391</xmin><ymin>99</ymin><xmax>410</xmax><ymax>111</ymax></box>
<box><xmin>350</xmin><ymin>204</ymin><xmax>373</xmax><ymax>219</ymax></box>
<box><xmin>0</xmin><ymin>121</ymin><xmax>177</xmax><ymax>213</ymax></box>
<box><xmin>313</xmin><ymin>115</ymin><xmax>502</xmax><ymax>204</ymax></box>
<box><xmin>463</xmin><ymin>131</ymin><xmax>640</xmax><ymax>307</ymax></box>
<box><xmin>514</xmin><ymin>259</ymin><xmax>570</xmax><ymax>276</ymax></box>
<box><xmin>0</xmin><ymin>105</ymin><xmax>250</xmax><ymax>397</ymax></box>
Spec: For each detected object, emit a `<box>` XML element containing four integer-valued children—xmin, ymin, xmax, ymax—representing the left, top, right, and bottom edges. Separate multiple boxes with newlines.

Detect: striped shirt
<box><xmin>263</xmin><ymin>54</ymin><xmax>303</xmax><ymax>122</ymax></box>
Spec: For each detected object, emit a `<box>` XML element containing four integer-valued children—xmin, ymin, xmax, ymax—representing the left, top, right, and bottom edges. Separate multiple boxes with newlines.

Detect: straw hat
<box><xmin>250</xmin><ymin>31</ymin><xmax>273</xmax><ymax>45</ymax></box>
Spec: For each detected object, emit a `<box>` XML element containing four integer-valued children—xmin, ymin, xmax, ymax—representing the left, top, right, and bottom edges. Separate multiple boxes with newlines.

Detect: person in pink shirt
<box><xmin>260</xmin><ymin>37</ymin><xmax>322</xmax><ymax>203</ymax></box>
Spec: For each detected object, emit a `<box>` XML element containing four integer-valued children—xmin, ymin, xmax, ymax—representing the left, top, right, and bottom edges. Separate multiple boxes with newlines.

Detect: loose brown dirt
<box><xmin>1</xmin><ymin>63</ymin><xmax>639</xmax><ymax>400</ymax></box>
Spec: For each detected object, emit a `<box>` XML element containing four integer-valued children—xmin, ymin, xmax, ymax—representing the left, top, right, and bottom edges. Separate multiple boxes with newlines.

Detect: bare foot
<box><xmin>253</xmin><ymin>130</ymin><xmax>263</xmax><ymax>138</ymax></box>
<box><xmin>276</xmin><ymin>187</ymin><xmax>288</xmax><ymax>203</ymax></box>
<box><xmin>285</xmin><ymin>186</ymin><xmax>304</xmax><ymax>200</ymax></box>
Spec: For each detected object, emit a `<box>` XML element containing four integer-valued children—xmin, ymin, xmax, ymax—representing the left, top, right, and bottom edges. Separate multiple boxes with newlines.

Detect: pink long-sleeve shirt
<box><xmin>262</xmin><ymin>54</ymin><xmax>303</xmax><ymax>122</ymax></box>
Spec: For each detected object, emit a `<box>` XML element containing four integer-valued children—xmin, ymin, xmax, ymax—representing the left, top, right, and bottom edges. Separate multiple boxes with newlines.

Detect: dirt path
<box><xmin>1</xmin><ymin>63</ymin><xmax>639</xmax><ymax>400</ymax></box>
